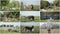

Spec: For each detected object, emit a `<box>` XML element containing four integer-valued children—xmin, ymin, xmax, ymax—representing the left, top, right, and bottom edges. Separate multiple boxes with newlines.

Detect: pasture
<box><xmin>1</xmin><ymin>33</ymin><xmax>20</xmax><ymax>34</ymax></box>
<box><xmin>21</xmin><ymin>5</ymin><xmax>40</xmax><ymax>11</ymax></box>
<box><xmin>0</xmin><ymin>30</ymin><xmax>20</xmax><ymax>34</ymax></box>
<box><xmin>21</xmin><ymin>16</ymin><xmax>59</xmax><ymax>22</ymax></box>
<box><xmin>20</xmin><ymin>26</ymin><xmax>40</xmax><ymax>33</ymax></box>
<box><xmin>21</xmin><ymin>0</ymin><xmax>40</xmax><ymax>11</ymax></box>
<box><xmin>0</xmin><ymin>27</ymin><xmax>20</xmax><ymax>34</ymax></box>
<box><xmin>21</xmin><ymin>16</ymin><xmax>40</xmax><ymax>22</ymax></box>
<box><xmin>40</xmin><ymin>29</ymin><xmax>60</xmax><ymax>33</ymax></box>
<box><xmin>21</xmin><ymin>33</ymin><xmax>39</xmax><ymax>34</ymax></box>
<box><xmin>40</xmin><ymin>20</ymin><xmax>59</xmax><ymax>22</ymax></box>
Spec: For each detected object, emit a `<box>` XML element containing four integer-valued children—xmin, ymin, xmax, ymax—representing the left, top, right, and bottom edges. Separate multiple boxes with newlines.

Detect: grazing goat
<box><xmin>27</xmin><ymin>16</ymin><xmax>34</xmax><ymax>21</ymax></box>
<box><xmin>24</xmin><ymin>26</ymin><xmax>34</xmax><ymax>32</ymax></box>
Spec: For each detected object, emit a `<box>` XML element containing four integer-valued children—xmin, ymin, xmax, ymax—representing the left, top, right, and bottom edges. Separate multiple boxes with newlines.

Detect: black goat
<box><xmin>27</xmin><ymin>16</ymin><xmax>34</xmax><ymax>21</ymax></box>
<box><xmin>24</xmin><ymin>26</ymin><xmax>34</xmax><ymax>32</ymax></box>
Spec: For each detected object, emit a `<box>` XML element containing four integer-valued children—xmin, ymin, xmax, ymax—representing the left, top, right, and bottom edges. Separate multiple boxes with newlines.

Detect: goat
<box><xmin>24</xmin><ymin>26</ymin><xmax>34</xmax><ymax>32</ymax></box>
<box><xmin>27</xmin><ymin>16</ymin><xmax>34</xmax><ymax>21</ymax></box>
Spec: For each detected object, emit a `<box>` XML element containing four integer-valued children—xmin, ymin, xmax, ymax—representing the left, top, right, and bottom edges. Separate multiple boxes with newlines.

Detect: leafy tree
<box><xmin>4</xmin><ymin>12</ymin><xmax>20</xmax><ymax>18</ymax></box>
<box><xmin>7</xmin><ymin>1</ymin><xmax>20</xmax><ymax>11</ymax></box>
<box><xmin>1</xmin><ymin>0</ymin><xmax>9</xmax><ymax>6</ymax></box>
<box><xmin>41</xmin><ymin>1</ymin><xmax>50</xmax><ymax>9</ymax></box>
<box><xmin>54</xmin><ymin>1</ymin><xmax>60</xmax><ymax>7</ymax></box>
<box><xmin>0</xmin><ymin>0</ymin><xmax>10</xmax><ymax>11</ymax></box>
<box><xmin>9</xmin><ymin>12</ymin><xmax>19</xmax><ymax>18</ymax></box>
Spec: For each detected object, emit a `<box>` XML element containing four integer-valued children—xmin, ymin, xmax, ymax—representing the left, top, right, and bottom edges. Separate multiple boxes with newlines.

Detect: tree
<box><xmin>41</xmin><ymin>1</ymin><xmax>50</xmax><ymax>9</ymax></box>
<box><xmin>1</xmin><ymin>0</ymin><xmax>9</xmax><ymax>6</ymax></box>
<box><xmin>7</xmin><ymin>1</ymin><xmax>20</xmax><ymax>11</ymax></box>
<box><xmin>0</xmin><ymin>0</ymin><xmax>10</xmax><ymax>11</ymax></box>
<box><xmin>3</xmin><ymin>12</ymin><xmax>20</xmax><ymax>18</ymax></box>
<box><xmin>54</xmin><ymin>0</ymin><xmax>60</xmax><ymax>7</ymax></box>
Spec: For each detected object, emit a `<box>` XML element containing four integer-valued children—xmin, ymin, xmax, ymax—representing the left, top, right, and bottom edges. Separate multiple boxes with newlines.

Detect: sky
<box><xmin>10</xmin><ymin>0</ymin><xmax>21</xmax><ymax>3</ymax></box>
<box><xmin>21</xmin><ymin>22</ymin><xmax>40</xmax><ymax>26</ymax></box>
<box><xmin>20</xmin><ymin>0</ymin><xmax>40</xmax><ymax>5</ymax></box>
<box><xmin>47</xmin><ymin>0</ymin><xmax>55</xmax><ymax>3</ymax></box>
<box><xmin>20</xmin><ymin>11</ymin><xmax>40</xmax><ymax>16</ymax></box>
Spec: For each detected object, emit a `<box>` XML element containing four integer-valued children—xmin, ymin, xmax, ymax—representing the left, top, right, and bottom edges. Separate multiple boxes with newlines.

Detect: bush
<box><xmin>8</xmin><ymin>29</ymin><xmax>12</xmax><ymax>32</ymax></box>
<box><xmin>12</xmin><ymin>30</ymin><xmax>19</xmax><ymax>32</ymax></box>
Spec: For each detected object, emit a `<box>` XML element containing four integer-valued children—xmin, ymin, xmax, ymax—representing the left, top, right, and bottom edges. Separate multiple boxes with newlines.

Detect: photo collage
<box><xmin>0</xmin><ymin>0</ymin><xmax>60</xmax><ymax>34</ymax></box>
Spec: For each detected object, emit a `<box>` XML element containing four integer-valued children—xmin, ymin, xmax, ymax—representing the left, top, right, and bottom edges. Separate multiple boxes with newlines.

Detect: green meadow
<box><xmin>1</xmin><ymin>33</ymin><xmax>20</xmax><ymax>34</ymax></box>
<box><xmin>20</xmin><ymin>26</ymin><xmax>40</xmax><ymax>33</ymax></box>
<box><xmin>21</xmin><ymin>16</ymin><xmax>40</xmax><ymax>22</ymax></box>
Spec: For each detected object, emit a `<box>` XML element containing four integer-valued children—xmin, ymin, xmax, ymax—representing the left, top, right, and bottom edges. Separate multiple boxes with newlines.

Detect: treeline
<box><xmin>41</xmin><ymin>0</ymin><xmax>60</xmax><ymax>9</ymax></box>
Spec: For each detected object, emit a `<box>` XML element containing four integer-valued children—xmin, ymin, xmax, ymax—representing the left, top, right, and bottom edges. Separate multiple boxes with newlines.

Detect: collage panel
<box><xmin>20</xmin><ymin>22</ymin><xmax>40</xmax><ymax>34</ymax></box>
<box><xmin>0</xmin><ymin>22</ymin><xmax>20</xmax><ymax>34</ymax></box>
<box><xmin>40</xmin><ymin>11</ymin><xmax>59</xmax><ymax>22</ymax></box>
<box><xmin>40</xmin><ymin>0</ymin><xmax>60</xmax><ymax>11</ymax></box>
<box><xmin>0</xmin><ymin>0</ymin><xmax>21</xmax><ymax>11</ymax></box>
<box><xmin>40</xmin><ymin>22</ymin><xmax>60</xmax><ymax>34</ymax></box>
<box><xmin>0</xmin><ymin>11</ymin><xmax>20</xmax><ymax>22</ymax></box>
<box><xmin>20</xmin><ymin>0</ymin><xmax>40</xmax><ymax>11</ymax></box>
<box><xmin>20</xmin><ymin>11</ymin><xmax>40</xmax><ymax>22</ymax></box>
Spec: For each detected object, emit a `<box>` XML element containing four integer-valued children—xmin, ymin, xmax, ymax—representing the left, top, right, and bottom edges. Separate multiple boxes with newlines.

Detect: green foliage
<box><xmin>21</xmin><ymin>26</ymin><xmax>40</xmax><ymax>33</ymax></box>
<box><xmin>1</xmin><ymin>0</ymin><xmax>9</xmax><ymax>6</ymax></box>
<box><xmin>8</xmin><ymin>29</ymin><xmax>12</xmax><ymax>32</ymax></box>
<box><xmin>0</xmin><ymin>0</ymin><xmax>20</xmax><ymax>11</ymax></box>
<box><xmin>7</xmin><ymin>12</ymin><xmax>19</xmax><ymax>18</ymax></box>
<box><xmin>41</xmin><ymin>1</ymin><xmax>50</xmax><ymax>9</ymax></box>
<box><xmin>54</xmin><ymin>1</ymin><xmax>60</xmax><ymax>7</ymax></box>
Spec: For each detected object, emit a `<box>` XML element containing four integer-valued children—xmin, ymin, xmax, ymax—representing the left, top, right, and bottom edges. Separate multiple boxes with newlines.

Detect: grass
<box><xmin>21</xmin><ymin>33</ymin><xmax>39</xmax><ymax>34</ymax></box>
<box><xmin>40</xmin><ymin>20</ymin><xmax>59</xmax><ymax>22</ymax></box>
<box><xmin>20</xmin><ymin>26</ymin><xmax>40</xmax><ymax>33</ymax></box>
<box><xmin>1</xmin><ymin>33</ymin><xmax>20</xmax><ymax>34</ymax></box>
<box><xmin>0</xmin><ymin>32</ymin><xmax>20</xmax><ymax>34</ymax></box>
<box><xmin>0</xmin><ymin>17</ymin><xmax>19</xmax><ymax>22</ymax></box>
<box><xmin>40</xmin><ymin>29</ymin><xmax>60</xmax><ymax>33</ymax></box>
<box><xmin>0</xmin><ymin>29</ymin><xmax>20</xmax><ymax>34</ymax></box>
<box><xmin>21</xmin><ymin>16</ymin><xmax>59</xmax><ymax>22</ymax></box>
<box><xmin>21</xmin><ymin>5</ymin><xmax>40</xmax><ymax>11</ymax></box>
<box><xmin>21</xmin><ymin>16</ymin><xmax>40</xmax><ymax>22</ymax></box>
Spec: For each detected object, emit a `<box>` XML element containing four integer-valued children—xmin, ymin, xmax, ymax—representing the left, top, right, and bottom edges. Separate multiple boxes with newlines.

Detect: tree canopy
<box><xmin>41</xmin><ymin>1</ymin><xmax>50</xmax><ymax>9</ymax></box>
<box><xmin>1</xmin><ymin>0</ymin><xmax>10</xmax><ymax>6</ymax></box>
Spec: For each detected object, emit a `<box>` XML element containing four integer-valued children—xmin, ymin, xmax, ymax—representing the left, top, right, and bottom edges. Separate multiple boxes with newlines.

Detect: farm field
<box><xmin>1</xmin><ymin>33</ymin><xmax>20</xmax><ymax>34</ymax></box>
<box><xmin>40</xmin><ymin>29</ymin><xmax>60</xmax><ymax>33</ymax></box>
<box><xmin>21</xmin><ymin>0</ymin><xmax>40</xmax><ymax>11</ymax></box>
<box><xmin>21</xmin><ymin>33</ymin><xmax>39</xmax><ymax>34</ymax></box>
<box><xmin>21</xmin><ymin>26</ymin><xmax>40</xmax><ymax>33</ymax></box>
<box><xmin>40</xmin><ymin>20</ymin><xmax>59</xmax><ymax>22</ymax></box>
<box><xmin>21</xmin><ymin>16</ymin><xmax>59</xmax><ymax>22</ymax></box>
<box><xmin>21</xmin><ymin>5</ymin><xmax>40</xmax><ymax>11</ymax></box>
<box><xmin>21</xmin><ymin>16</ymin><xmax>40</xmax><ymax>22</ymax></box>
<box><xmin>0</xmin><ymin>30</ymin><xmax>20</xmax><ymax>34</ymax></box>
